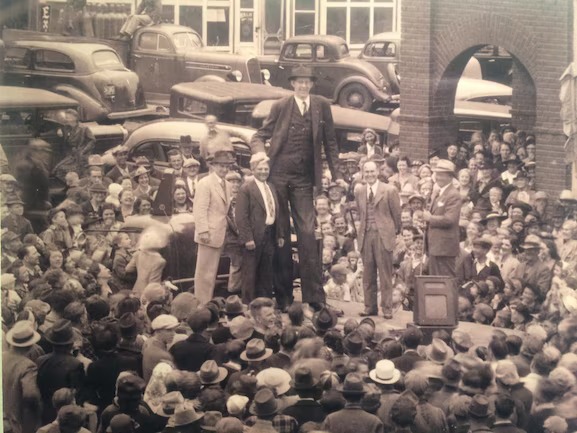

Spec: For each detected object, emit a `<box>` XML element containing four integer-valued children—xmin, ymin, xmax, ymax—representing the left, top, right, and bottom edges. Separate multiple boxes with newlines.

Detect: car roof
<box><xmin>366</xmin><ymin>32</ymin><xmax>401</xmax><ymax>44</ymax></box>
<box><xmin>454</xmin><ymin>100</ymin><xmax>511</xmax><ymax>120</ymax></box>
<box><xmin>252</xmin><ymin>100</ymin><xmax>390</xmax><ymax>132</ymax></box>
<box><xmin>455</xmin><ymin>78</ymin><xmax>512</xmax><ymax>101</ymax></box>
<box><xmin>123</xmin><ymin>118</ymin><xmax>256</xmax><ymax>149</ymax></box>
<box><xmin>171</xmin><ymin>82</ymin><xmax>293</xmax><ymax>104</ymax></box>
<box><xmin>142</xmin><ymin>24</ymin><xmax>202</xmax><ymax>36</ymax></box>
<box><xmin>285</xmin><ymin>35</ymin><xmax>347</xmax><ymax>46</ymax></box>
<box><xmin>0</xmin><ymin>86</ymin><xmax>78</xmax><ymax>109</ymax></box>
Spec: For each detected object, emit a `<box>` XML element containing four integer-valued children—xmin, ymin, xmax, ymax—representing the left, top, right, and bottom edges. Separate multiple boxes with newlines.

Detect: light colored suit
<box><xmin>355</xmin><ymin>181</ymin><xmax>401</xmax><ymax>315</ymax></box>
<box><xmin>193</xmin><ymin>171</ymin><xmax>232</xmax><ymax>303</ymax></box>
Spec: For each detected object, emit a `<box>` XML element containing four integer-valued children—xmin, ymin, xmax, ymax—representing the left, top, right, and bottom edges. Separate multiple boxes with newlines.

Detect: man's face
<box><xmin>206</xmin><ymin>117</ymin><xmax>217</xmax><ymax>132</ymax></box>
<box><xmin>363</xmin><ymin>162</ymin><xmax>378</xmax><ymax>185</ymax></box>
<box><xmin>9</xmin><ymin>204</ymin><xmax>24</xmax><ymax>216</ymax></box>
<box><xmin>25</xmin><ymin>246</ymin><xmax>40</xmax><ymax>265</ymax></box>
<box><xmin>334</xmin><ymin>217</ymin><xmax>347</xmax><ymax>234</ymax></box>
<box><xmin>254</xmin><ymin>161</ymin><xmax>270</xmax><ymax>182</ymax></box>
<box><xmin>116</xmin><ymin>152</ymin><xmax>128</xmax><ymax>166</ymax></box>
<box><xmin>447</xmin><ymin>145</ymin><xmax>458</xmax><ymax>158</ymax></box>
<box><xmin>291</xmin><ymin>78</ymin><xmax>314</xmax><ymax>99</ymax></box>
<box><xmin>92</xmin><ymin>191</ymin><xmax>106</xmax><ymax>204</ymax></box>
<box><xmin>65</xmin><ymin>113</ymin><xmax>79</xmax><ymax>127</ymax></box>
<box><xmin>90</xmin><ymin>169</ymin><xmax>103</xmax><ymax>184</ymax></box>
<box><xmin>256</xmin><ymin>306</ymin><xmax>276</xmax><ymax>329</ymax></box>
<box><xmin>472</xmin><ymin>244</ymin><xmax>488</xmax><ymax>260</ymax></box>
<box><xmin>500</xmin><ymin>144</ymin><xmax>511</xmax><ymax>160</ymax></box>
<box><xmin>328</xmin><ymin>187</ymin><xmax>343</xmax><ymax>202</ymax></box>
<box><xmin>184</xmin><ymin>165</ymin><xmax>200</xmax><ymax>179</ymax></box>
<box><xmin>401</xmin><ymin>211</ymin><xmax>412</xmax><ymax>227</ymax></box>
<box><xmin>17</xmin><ymin>266</ymin><xmax>30</xmax><ymax>283</ymax></box>
<box><xmin>169</xmin><ymin>154</ymin><xmax>183</xmax><ymax>170</ymax></box>
<box><xmin>435</xmin><ymin>171</ymin><xmax>452</xmax><ymax>187</ymax></box>
<box><xmin>211</xmin><ymin>162</ymin><xmax>229</xmax><ymax>179</ymax></box>
<box><xmin>412</xmin><ymin>239</ymin><xmax>424</xmax><ymax>257</ymax></box>
<box><xmin>315</xmin><ymin>198</ymin><xmax>330</xmax><ymax>215</ymax></box>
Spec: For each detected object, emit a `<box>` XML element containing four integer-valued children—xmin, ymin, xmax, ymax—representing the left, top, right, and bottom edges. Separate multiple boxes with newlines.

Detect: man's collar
<box><xmin>294</xmin><ymin>95</ymin><xmax>311</xmax><ymax>106</ymax></box>
<box><xmin>438</xmin><ymin>183</ymin><xmax>450</xmax><ymax>195</ymax></box>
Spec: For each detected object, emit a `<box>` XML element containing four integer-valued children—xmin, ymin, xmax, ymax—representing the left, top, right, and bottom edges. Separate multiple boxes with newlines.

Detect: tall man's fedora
<box><xmin>289</xmin><ymin>65</ymin><xmax>317</xmax><ymax>81</ymax></box>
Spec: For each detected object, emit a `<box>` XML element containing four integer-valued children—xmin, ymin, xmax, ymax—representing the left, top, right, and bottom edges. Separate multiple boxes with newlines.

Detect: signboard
<box><xmin>40</xmin><ymin>4</ymin><xmax>51</xmax><ymax>32</ymax></box>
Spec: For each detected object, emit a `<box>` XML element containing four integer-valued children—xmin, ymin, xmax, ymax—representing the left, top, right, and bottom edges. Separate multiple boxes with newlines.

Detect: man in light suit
<box><xmin>192</xmin><ymin>150</ymin><xmax>234</xmax><ymax>304</ymax></box>
<box><xmin>235</xmin><ymin>154</ymin><xmax>285</xmax><ymax>305</ymax></box>
<box><xmin>355</xmin><ymin>160</ymin><xmax>402</xmax><ymax>319</ymax></box>
<box><xmin>250</xmin><ymin>65</ymin><xmax>341</xmax><ymax>311</ymax></box>
<box><xmin>423</xmin><ymin>159</ymin><xmax>462</xmax><ymax>278</ymax></box>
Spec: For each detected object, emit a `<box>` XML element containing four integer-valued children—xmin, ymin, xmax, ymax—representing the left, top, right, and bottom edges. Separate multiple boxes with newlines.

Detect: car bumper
<box><xmin>106</xmin><ymin>104</ymin><xmax>169</xmax><ymax>120</ymax></box>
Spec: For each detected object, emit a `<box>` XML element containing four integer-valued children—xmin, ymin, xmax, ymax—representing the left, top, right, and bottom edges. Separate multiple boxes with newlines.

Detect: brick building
<box><xmin>400</xmin><ymin>0</ymin><xmax>574</xmax><ymax>195</ymax></box>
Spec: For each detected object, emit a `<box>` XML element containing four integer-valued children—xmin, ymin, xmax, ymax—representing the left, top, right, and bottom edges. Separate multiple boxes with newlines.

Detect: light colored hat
<box><xmin>563</xmin><ymin>295</ymin><xmax>577</xmax><ymax>315</ymax></box>
<box><xmin>168</xmin><ymin>402</ymin><xmax>204</xmax><ymax>427</ymax></box>
<box><xmin>256</xmin><ymin>368</ymin><xmax>292</xmax><ymax>395</ymax></box>
<box><xmin>112</xmin><ymin>145</ymin><xmax>129</xmax><ymax>155</ymax></box>
<box><xmin>151</xmin><ymin>314</ymin><xmax>179</xmax><ymax>331</ymax></box>
<box><xmin>249</xmin><ymin>152</ymin><xmax>270</xmax><ymax>170</ymax></box>
<box><xmin>431</xmin><ymin>159</ymin><xmax>456</xmax><ymax>174</ymax></box>
<box><xmin>1</xmin><ymin>273</ymin><xmax>16</xmax><ymax>289</ymax></box>
<box><xmin>240</xmin><ymin>338</ymin><xmax>273</xmax><ymax>362</ymax></box>
<box><xmin>425</xmin><ymin>338</ymin><xmax>454</xmax><ymax>364</ymax></box>
<box><xmin>183</xmin><ymin>157</ymin><xmax>200</xmax><ymax>168</ymax></box>
<box><xmin>495</xmin><ymin>360</ymin><xmax>520</xmax><ymax>385</ymax></box>
<box><xmin>6</xmin><ymin>320</ymin><xmax>41</xmax><ymax>347</ymax></box>
<box><xmin>229</xmin><ymin>316</ymin><xmax>254</xmax><ymax>340</ymax></box>
<box><xmin>226</xmin><ymin>395</ymin><xmax>249</xmax><ymax>416</ymax></box>
<box><xmin>87</xmin><ymin>154</ymin><xmax>104</xmax><ymax>166</ymax></box>
<box><xmin>535</xmin><ymin>191</ymin><xmax>548</xmax><ymax>200</ymax></box>
<box><xmin>0</xmin><ymin>174</ymin><xmax>17</xmax><ymax>183</ymax></box>
<box><xmin>132</xmin><ymin>166</ymin><xmax>150</xmax><ymax>179</ymax></box>
<box><xmin>369</xmin><ymin>360</ymin><xmax>401</xmax><ymax>385</ymax></box>
<box><xmin>156</xmin><ymin>391</ymin><xmax>185</xmax><ymax>417</ymax></box>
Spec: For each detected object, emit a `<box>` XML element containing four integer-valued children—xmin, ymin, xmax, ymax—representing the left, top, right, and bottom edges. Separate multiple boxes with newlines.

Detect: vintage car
<box><xmin>357</xmin><ymin>32</ymin><xmax>401</xmax><ymax>95</ymax></box>
<box><xmin>169</xmin><ymin>81</ymin><xmax>293</xmax><ymax>125</ymax></box>
<box><xmin>112</xmin><ymin>118</ymin><xmax>255</xmax><ymax>172</ymax></box>
<box><xmin>387</xmin><ymin>100</ymin><xmax>511</xmax><ymax>144</ymax></box>
<box><xmin>1</xmin><ymin>37</ymin><xmax>152</xmax><ymax>123</ymax></box>
<box><xmin>258</xmin><ymin>35</ymin><xmax>392</xmax><ymax>112</ymax></box>
<box><xmin>455</xmin><ymin>77</ymin><xmax>512</xmax><ymax>105</ymax></box>
<box><xmin>251</xmin><ymin>98</ymin><xmax>391</xmax><ymax>152</ymax></box>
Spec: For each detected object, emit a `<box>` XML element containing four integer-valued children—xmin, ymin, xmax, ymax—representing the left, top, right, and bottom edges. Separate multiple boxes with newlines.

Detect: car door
<box><xmin>132</xmin><ymin>32</ymin><xmax>164</xmax><ymax>97</ymax></box>
<box><xmin>276</xmin><ymin>42</ymin><xmax>313</xmax><ymax>89</ymax></box>
<box><xmin>361</xmin><ymin>40</ymin><xmax>399</xmax><ymax>93</ymax></box>
<box><xmin>3</xmin><ymin>46</ymin><xmax>33</xmax><ymax>87</ymax></box>
<box><xmin>311</xmin><ymin>44</ymin><xmax>336</xmax><ymax>99</ymax></box>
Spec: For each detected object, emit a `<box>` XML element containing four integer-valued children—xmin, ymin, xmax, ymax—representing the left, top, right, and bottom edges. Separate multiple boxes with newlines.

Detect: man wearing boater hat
<box><xmin>250</xmin><ymin>65</ymin><xmax>341</xmax><ymax>311</ymax></box>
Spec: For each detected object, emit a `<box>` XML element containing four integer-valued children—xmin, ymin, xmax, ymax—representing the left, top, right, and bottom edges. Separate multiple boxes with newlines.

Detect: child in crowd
<box><xmin>324</xmin><ymin>264</ymin><xmax>351</xmax><ymax>302</ymax></box>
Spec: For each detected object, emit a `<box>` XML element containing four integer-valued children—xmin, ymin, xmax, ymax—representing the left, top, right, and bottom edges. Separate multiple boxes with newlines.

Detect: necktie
<box><xmin>302</xmin><ymin>100</ymin><xmax>307</xmax><ymax>115</ymax></box>
<box><xmin>264</xmin><ymin>183</ymin><xmax>275</xmax><ymax>220</ymax></box>
<box><xmin>221</xmin><ymin>179</ymin><xmax>227</xmax><ymax>202</ymax></box>
<box><xmin>369</xmin><ymin>187</ymin><xmax>374</xmax><ymax>203</ymax></box>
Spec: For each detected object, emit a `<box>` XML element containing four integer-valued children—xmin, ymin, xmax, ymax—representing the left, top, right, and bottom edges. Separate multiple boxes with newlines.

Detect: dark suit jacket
<box><xmin>392</xmin><ymin>350</ymin><xmax>423</xmax><ymax>373</ymax></box>
<box><xmin>456</xmin><ymin>253</ymin><xmax>503</xmax><ymax>287</ymax></box>
<box><xmin>250</xmin><ymin>95</ymin><xmax>341</xmax><ymax>188</ymax></box>
<box><xmin>282</xmin><ymin>399</ymin><xmax>327</xmax><ymax>425</ymax></box>
<box><xmin>355</xmin><ymin>181</ymin><xmax>402</xmax><ymax>253</ymax></box>
<box><xmin>169</xmin><ymin>333</ymin><xmax>215</xmax><ymax>372</ymax></box>
<box><xmin>322</xmin><ymin>405</ymin><xmax>383</xmax><ymax>433</ymax></box>
<box><xmin>492</xmin><ymin>421</ymin><xmax>526</xmax><ymax>433</ymax></box>
<box><xmin>235</xmin><ymin>179</ymin><xmax>283</xmax><ymax>245</ymax></box>
<box><xmin>427</xmin><ymin>184</ymin><xmax>461</xmax><ymax>257</ymax></box>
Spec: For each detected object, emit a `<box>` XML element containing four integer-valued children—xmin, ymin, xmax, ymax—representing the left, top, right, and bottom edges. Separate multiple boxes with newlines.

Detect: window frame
<box><xmin>33</xmin><ymin>49</ymin><xmax>76</xmax><ymax>72</ymax></box>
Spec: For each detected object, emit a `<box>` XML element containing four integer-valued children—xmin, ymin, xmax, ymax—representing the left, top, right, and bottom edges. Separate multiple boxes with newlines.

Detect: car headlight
<box><xmin>230</xmin><ymin>70</ymin><xmax>243</xmax><ymax>82</ymax></box>
<box><xmin>261</xmin><ymin>68</ymin><xmax>271</xmax><ymax>81</ymax></box>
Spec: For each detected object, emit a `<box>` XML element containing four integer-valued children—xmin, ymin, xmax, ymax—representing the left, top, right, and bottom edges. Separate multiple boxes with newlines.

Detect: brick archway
<box><xmin>400</xmin><ymin>0</ymin><xmax>573</xmax><ymax>195</ymax></box>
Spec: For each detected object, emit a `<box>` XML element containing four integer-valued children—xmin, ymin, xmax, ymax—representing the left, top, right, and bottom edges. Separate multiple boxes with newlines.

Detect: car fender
<box><xmin>50</xmin><ymin>84</ymin><xmax>109</xmax><ymax>122</ymax></box>
<box><xmin>195</xmin><ymin>75</ymin><xmax>227</xmax><ymax>83</ymax></box>
<box><xmin>333</xmin><ymin>76</ymin><xmax>382</xmax><ymax>102</ymax></box>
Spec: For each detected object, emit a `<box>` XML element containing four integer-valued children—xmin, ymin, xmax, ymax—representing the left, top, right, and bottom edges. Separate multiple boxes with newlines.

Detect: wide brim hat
<box><xmin>431</xmin><ymin>159</ymin><xmax>456</xmax><ymax>175</ymax></box>
<box><xmin>313</xmin><ymin>307</ymin><xmax>338</xmax><ymax>331</ymax></box>
<box><xmin>156</xmin><ymin>391</ymin><xmax>185</xmax><ymax>417</ymax></box>
<box><xmin>6</xmin><ymin>321</ymin><xmax>41</xmax><ymax>347</ymax></box>
<box><xmin>132</xmin><ymin>166</ymin><xmax>150</xmax><ymax>179</ymax></box>
<box><xmin>199</xmin><ymin>360</ymin><xmax>229</xmax><ymax>385</ymax></box>
<box><xmin>369</xmin><ymin>360</ymin><xmax>401</xmax><ymax>385</ymax></box>
<box><xmin>520</xmin><ymin>241</ymin><xmax>541</xmax><ymax>250</ymax></box>
<box><xmin>207</xmin><ymin>150</ymin><xmax>235</xmax><ymax>165</ymax></box>
<box><xmin>249</xmin><ymin>389</ymin><xmax>279</xmax><ymax>417</ymax></box>
<box><xmin>5</xmin><ymin>196</ymin><xmax>25</xmax><ymax>206</ymax></box>
<box><xmin>240</xmin><ymin>338</ymin><xmax>273</xmax><ymax>362</ymax></box>
<box><xmin>45</xmin><ymin>319</ymin><xmax>76</xmax><ymax>345</ymax></box>
<box><xmin>169</xmin><ymin>404</ymin><xmax>204</xmax><ymax>427</ymax></box>
<box><xmin>337</xmin><ymin>373</ymin><xmax>367</xmax><ymax>395</ymax></box>
<box><xmin>256</xmin><ymin>368</ymin><xmax>292</xmax><ymax>396</ymax></box>
<box><xmin>480</xmin><ymin>213</ymin><xmax>507</xmax><ymax>224</ymax></box>
<box><xmin>472</xmin><ymin>236</ymin><xmax>493</xmax><ymax>250</ymax></box>
<box><xmin>425</xmin><ymin>338</ymin><xmax>454</xmax><ymax>365</ymax></box>
<box><xmin>200</xmin><ymin>367</ymin><xmax>228</xmax><ymax>385</ymax></box>
<box><xmin>225</xmin><ymin>295</ymin><xmax>247</xmax><ymax>316</ymax></box>
<box><xmin>291</xmin><ymin>367</ymin><xmax>320</xmax><ymax>390</ymax></box>
<box><xmin>229</xmin><ymin>316</ymin><xmax>254</xmax><ymax>340</ymax></box>
<box><xmin>288</xmin><ymin>65</ymin><xmax>317</xmax><ymax>81</ymax></box>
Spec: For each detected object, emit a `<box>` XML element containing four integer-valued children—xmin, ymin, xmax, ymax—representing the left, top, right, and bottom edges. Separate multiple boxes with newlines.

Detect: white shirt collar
<box><xmin>367</xmin><ymin>180</ymin><xmax>379</xmax><ymax>197</ymax></box>
<box><xmin>294</xmin><ymin>95</ymin><xmax>311</xmax><ymax>114</ymax></box>
<box><xmin>438</xmin><ymin>183</ymin><xmax>450</xmax><ymax>196</ymax></box>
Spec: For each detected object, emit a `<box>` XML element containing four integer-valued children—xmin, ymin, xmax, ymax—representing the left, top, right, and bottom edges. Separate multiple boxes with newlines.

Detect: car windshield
<box><xmin>173</xmin><ymin>32</ymin><xmax>204</xmax><ymax>52</ymax></box>
<box><xmin>92</xmin><ymin>50</ymin><xmax>125</xmax><ymax>70</ymax></box>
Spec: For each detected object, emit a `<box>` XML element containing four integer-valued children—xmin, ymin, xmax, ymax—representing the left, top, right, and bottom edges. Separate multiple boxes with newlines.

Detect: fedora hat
<box><xmin>425</xmin><ymin>338</ymin><xmax>454</xmax><ymax>365</ymax></box>
<box><xmin>132</xmin><ymin>166</ymin><xmax>150</xmax><ymax>179</ymax></box>
<box><xmin>468</xmin><ymin>394</ymin><xmax>492</xmax><ymax>419</ymax></box>
<box><xmin>249</xmin><ymin>388</ymin><xmax>279</xmax><ymax>417</ymax></box>
<box><xmin>111</xmin><ymin>145</ymin><xmax>129</xmax><ymax>155</ymax></box>
<box><xmin>45</xmin><ymin>319</ymin><xmax>75</xmax><ymax>346</ymax></box>
<box><xmin>495</xmin><ymin>360</ymin><xmax>520</xmax><ymax>386</ymax></box>
<box><xmin>5</xmin><ymin>195</ymin><xmax>24</xmax><ymax>206</ymax></box>
<box><xmin>337</xmin><ymin>373</ymin><xmax>366</xmax><ymax>395</ymax></box>
<box><xmin>225</xmin><ymin>295</ymin><xmax>246</xmax><ymax>317</ymax></box>
<box><xmin>199</xmin><ymin>360</ymin><xmax>228</xmax><ymax>385</ymax></box>
<box><xmin>169</xmin><ymin>403</ymin><xmax>204</xmax><ymax>427</ymax></box>
<box><xmin>291</xmin><ymin>366</ymin><xmax>319</xmax><ymax>390</ymax></box>
<box><xmin>180</xmin><ymin>135</ymin><xmax>193</xmax><ymax>145</ymax></box>
<box><xmin>156</xmin><ymin>391</ymin><xmax>185</xmax><ymax>417</ymax></box>
<box><xmin>343</xmin><ymin>331</ymin><xmax>364</xmax><ymax>355</ymax></box>
<box><xmin>431</xmin><ymin>159</ymin><xmax>456</xmax><ymax>175</ymax></box>
<box><xmin>229</xmin><ymin>316</ymin><xmax>254</xmax><ymax>341</ymax></box>
<box><xmin>256</xmin><ymin>368</ymin><xmax>292</xmax><ymax>395</ymax></box>
<box><xmin>480</xmin><ymin>212</ymin><xmax>507</xmax><ymax>224</ymax></box>
<box><xmin>6</xmin><ymin>320</ymin><xmax>41</xmax><ymax>348</ymax></box>
<box><xmin>207</xmin><ymin>150</ymin><xmax>235</xmax><ymax>165</ymax></box>
<box><xmin>369</xmin><ymin>360</ymin><xmax>401</xmax><ymax>385</ymax></box>
<box><xmin>313</xmin><ymin>307</ymin><xmax>337</xmax><ymax>331</ymax></box>
<box><xmin>201</xmin><ymin>411</ymin><xmax>222</xmax><ymax>431</ymax></box>
<box><xmin>520</xmin><ymin>240</ymin><xmax>541</xmax><ymax>250</ymax></box>
<box><xmin>451</xmin><ymin>330</ymin><xmax>473</xmax><ymax>351</ymax></box>
<box><xmin>288</xmin><ymin>64</ymin><xmax>317</xmax><ymax>81</ymax></box>
<box><xmin>240</xmin><ymin>338</ymin><xmax>272</xmax><ymax>362</ymax></box>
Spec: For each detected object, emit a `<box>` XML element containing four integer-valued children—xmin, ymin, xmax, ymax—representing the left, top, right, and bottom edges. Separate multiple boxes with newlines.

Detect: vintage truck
<box><xmin>258</xmin><ymin>35</ymin><xmax>392</xmax><ymax>112</ymax></box>
<box><xmin>2</xmin><ymin>24</ymin><xmax>264</xmax><ymax>109</ymax></box>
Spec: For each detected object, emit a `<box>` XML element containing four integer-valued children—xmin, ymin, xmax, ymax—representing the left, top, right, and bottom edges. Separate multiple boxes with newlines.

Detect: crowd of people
<box><xmin>3</xmin><ymin>82</ymin><xmax>577</xmax><ymax>433</ymax></box>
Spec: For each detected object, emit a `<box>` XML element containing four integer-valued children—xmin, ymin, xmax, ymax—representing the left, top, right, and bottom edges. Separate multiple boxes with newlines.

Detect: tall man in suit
<box><xmin>236</xmin><ymin>154</ymin><xmax>285</xmax><ymax>304</ymax></box>
<box><xmin>192</xmin><ymin>150</ymin><xmax>234</xmax><ymax>304</ymax></box>
<box><xmin>423</xmin><ymin>159</ymin><xmax>462</xmax><ymax>277</ymax></box>
<box><xmin>355</xmin><ymin>160</ymin><xmax>402</xmax><ymax>318</ymax></box>
<box><xmin>250</xmin><ymin>65</ymin><xmax>341</xmax><ymax>311</ymax></box>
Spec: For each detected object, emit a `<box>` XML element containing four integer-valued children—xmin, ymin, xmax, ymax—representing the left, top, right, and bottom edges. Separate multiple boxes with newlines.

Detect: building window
<box><xmin>207</xmin><ymin>6</ymin><xmax>230</xmax><ymax>46</ymax></box>
<box><xmin>240</xmin><ymin>0</ymin><xmax>254</xmax><ymax>43</ymax></box>
<box><xmin>294</xmin><ymin>0</ymin><xmax>316</xmax><ymax>35</ymax></box>
<box><xmin>162</xmin><ymin>5</ymin><xmax>175</xmax><ymax>23</ymax></box>
<box><xmin>180</xmin><ymin>5</ymin><xmax>203</xmax><ymax>34</ymax></box>
<box><xmin>324</xmin><ymin>0</ymin><xmax>397</xmax><ymax>47</ymax></box>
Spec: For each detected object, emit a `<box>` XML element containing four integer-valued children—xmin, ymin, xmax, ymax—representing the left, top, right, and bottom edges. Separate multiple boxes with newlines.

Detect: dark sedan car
<box><xmin>2</xmin><ymin>39</ymin><xmax>150</xmax><ymax>122</ymax></box>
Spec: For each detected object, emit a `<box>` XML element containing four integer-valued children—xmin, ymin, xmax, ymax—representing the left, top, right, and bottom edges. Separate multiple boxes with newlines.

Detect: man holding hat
<box><xmin>3</xmin><ymin>320</ymin><xmax>43</xmax><ymax>433</ymax></box>
<box><xmin>235</xmin><ymin>153</ymin><xmax>285</xmax><ymax>305</ymax></box>
<box><xmin>423</xmin><ymin>159</ymin><xmax>462</xmax><ymax>278</ymax></box>
<box><xmin>250</xmin><ymin>64</ymin><xmax>341</xmax><ymax>311</ymax></box>
<box><xmin>322</xmin><ymin>373</ymin><xmax>384</xmax><ymax>433</ymax></box>
<box><xmin>192</xmin><ymin>150</ymin><xmax>235</xmax><ymax>304</ymax></box>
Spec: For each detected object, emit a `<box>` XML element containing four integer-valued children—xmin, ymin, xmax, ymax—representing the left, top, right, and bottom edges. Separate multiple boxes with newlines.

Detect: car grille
<box><xmin>246</xmin><ymin>58</ymin><xmax>262</xmax><ymax>83</ymax></box>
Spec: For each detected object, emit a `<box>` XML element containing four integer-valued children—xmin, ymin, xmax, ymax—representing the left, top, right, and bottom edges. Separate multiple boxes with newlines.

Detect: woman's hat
<box><xmin>369</xmin><ymin>360</ymin><xmax>401</xmax><ymax>385</ymax></box>
<box><xmin>45</xmin><ymin>319</ymin><xmax>76</xmax><ymax>346</ymax></box>
<box><xmin>156</xmin><ymin>391</ymin><xmax>185</xmax><ymax>417</ymax></box>
<box><xmin>229</xmin><ymin>316</ymin><xmax>254</xmax><ymax>340</ymax></box>
<box><xmin>249</xmin><ymin>388</ymin><xmax>279</xmax><ymax>417</ymax></box>
<box><xmin>337</xmin><ymin>373</ymin><xmax>367</xmax><ymax>395</ymax></box>
<box><xmin>132</xmin><ymin>166</ymin><xmax>150</xmax><ymax>179</ymax></box>
<box><xmin>425</xmin><ymin>338</ymin><xmax>454</xmax><ymax>365</ymax></box>
<box><xmin>199</xmin><ymin>360</ymin><xmax>228</xmax><ymax>385</ymax></box>
<box><xmin>6</xmin><ymin>320</ymin><xmax>41</xmax><ymax>347</ymax></box>
<box><xmin>288</xmin><ymin>65</ymin><xmax>317</xmax><ymax>81</ymax></box>
<box><xmin>240</xmin><ymin>338</ymin><xmax>272</xmax><ymax>362</ymax></box>
<box><xmin>480</xmin><ymin>212</ymin><xmax>507</xmax><ymax>224</ymax></box>
<box><xmin>256</xmin><ymin>368</ymin><xmax>292</xmax><ymax>395</ymax></box>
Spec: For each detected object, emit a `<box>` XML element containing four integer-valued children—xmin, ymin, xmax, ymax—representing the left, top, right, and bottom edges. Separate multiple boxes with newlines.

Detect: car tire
<box><xmin>338</xmin><ymin>83</ymin><xmax>373</xmax><ymax>111</ymax></box>
<box><xmin>387</xmin><ymin>63</ymin><xmax>401</xmax><ymax>94</ymax></box>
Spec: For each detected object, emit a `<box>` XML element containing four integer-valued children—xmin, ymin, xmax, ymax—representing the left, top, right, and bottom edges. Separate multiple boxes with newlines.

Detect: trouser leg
<box><xmin>193</xmin><ymin>244</ymin><xmax>222</xmax><ymax>304</ymax></box>
<box><xmin>361</xmin><ymin>233</ymin><xmax>378</xmax><ymax>312</ymax></box>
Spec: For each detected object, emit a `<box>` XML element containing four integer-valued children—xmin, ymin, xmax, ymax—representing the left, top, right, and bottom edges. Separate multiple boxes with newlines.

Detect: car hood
<box><xmin>185</xmin><ymin>50</ymin><xmax>256</xmax><ymax>66</ymax></box>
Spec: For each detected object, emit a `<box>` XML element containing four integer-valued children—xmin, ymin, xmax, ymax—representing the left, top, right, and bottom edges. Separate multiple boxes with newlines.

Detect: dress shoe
<box><xmin>359</xmin><ymin>310</ymin><xmax>377</xmax><ymax>317</ymax></box>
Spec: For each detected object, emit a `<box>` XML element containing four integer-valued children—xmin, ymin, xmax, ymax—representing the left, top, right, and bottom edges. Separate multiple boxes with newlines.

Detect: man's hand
<box><xmin>199</xmin><ymin>232</ymin><xmax>210</xmax><ymax>243</ymax></box>
<box><xmin>245</xmin><ymin>240</ymin><xmax>256</xmax><ymax>250</ymax></box>
<box><xmin>423</xmin><ymin>210</ymin><xmax>432</xmax><ymax>222</ymax></box>
<box><xmin>278</xmin><ymin>238</ymin><xmax>285</xmax><ymax>248</ymax></box>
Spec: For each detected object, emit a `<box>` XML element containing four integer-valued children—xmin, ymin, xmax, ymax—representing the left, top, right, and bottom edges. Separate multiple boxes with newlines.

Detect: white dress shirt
<box><xmin>365</xmin><ymin>144</ymin><xmax>375</xmax><ymax>158</ymax></box>
<box><xmin>254</xmin><ymin>179</ymin><xmax>275</xmax><ymax>225</ymax></box>
<box><xmin>294</xmin><ymin>96</ymin><xmax>311</xmax><ymax>115</ymax></box>
<box><xmin>366</xmin><ymin>180</ymin><xmax>379</xmax><ymax>199</ymax></box>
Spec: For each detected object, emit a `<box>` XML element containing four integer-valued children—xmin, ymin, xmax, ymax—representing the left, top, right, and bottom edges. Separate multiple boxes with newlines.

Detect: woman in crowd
<box><xmin>172</xmin><ymin>185</ymin><xmax>193</xmax><ymax>214</ymax></box>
